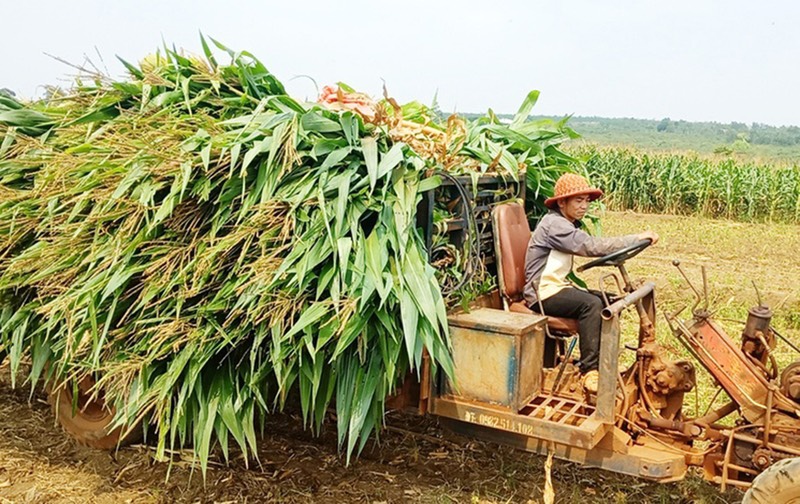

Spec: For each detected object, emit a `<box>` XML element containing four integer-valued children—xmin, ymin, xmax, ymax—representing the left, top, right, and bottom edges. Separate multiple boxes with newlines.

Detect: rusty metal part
<box><xmin>719</xmin><ymin>427</ymin><xmax>745</xmax><ymax>492</ymax></box>
<box><xmin>627</xmin><ymin>336</ymin><xmax>695</xmax><ymax>425</ymax></box>
<box><xmin>670</xmin><ymin>260</ymin><xmax>711</xmax><ymax>316</ymax></box>
<box><xmin>596</xmin><ymin>316</ymin><xmax>623</xmax><ymax>423</ymax></box>
<box><xmin>730</xmin><ymin>431</ymin><xmax>800</xmax><ymax>457</ymax></box>
<box><xmin>714</xmin><ymin>477</ymin><xmax>752</xmax><ymax>490</ymax></box>
<box><xmin>752</xmin><ymin>448</ymin><xmax>774</xmax><ymax>470</ymax></box>
<box><xmin>419</xmin><ymin>351</ymin><xmax>431</xmax><ymax>414</ymax></box>
<box><xmin>636</xmin><ymin>358</ymin><xmax>660</xmax><ymax>414</ymax></box>
<box><xmin>639</xmin><ymin>410</ymin><xmax>702</xmax><ymax>437</ymax></box>
<box><xmin>741</xmin><ymin>305</ymin><xmax>776</xmax><ymax>374</ymax></box>
<box><xmin>695</xmin><ymin>401</ymin><xmax>739</xmax><ymax>426</ymax></box>
<box><xmin>616</xmin><ymin>371</ymin><xmax>631</xmax><ymax>428</ymax></box>
<box><xmin>718</xmin><ymin>460</ymin><xmax>759</xmax><ymax>476</ymax></box>
<box><xmin>743</xmin><ymin>312</ymin><xmax>774</xmax><ymax>343</ymax></box>
<box><xmin>601</xmin><ymin>282</ymin><xmax>656</xmax><ymax>320</ymax></box>
<box><xmin>672</xmin><ymin>260</ymin><xmax>704</xmax><ymax>313</ymax></box>
<box><xmin>441</xmin><ymin>418</ymin><xmax>688</xmax><ymax>482</ymax></box>
<box><xmin>431</xmin><ymin>394</ymin><xmax>609</xmax><ymax>449</ymax></box>
<box><xmin>703</xmin><ymin>452</ymin><xmax>725</xmax><ymax>483</ymax></box>
<box><xmin>745</xmin><ymin>349</ymin><xmax>778</xmax><ymax>381</ymax></box>
<box><xmin>599</xmin><ymin>273</ymin><xmax>624</xmax><ymax>307</ymax></box>
<box><xmin>757</xmin><ymin>332</ymin><xmax>780</xmax><ymax>380</ymax></box>
<box><xmin>647</xmin><ymin>359</ymin><xmax>696</xmax><ymax>396</ymax></box>
<box><xmin>614</xmin><ymin>264</ymin><xmax>800</xmax><ymax>492</ymax></box>
<box><xmin>549</xmin><ymin>336</ymin><xmax>578</xmax><ymax>397</ymax></box>
<box><xmin>668</xmin><ymin>315</ymin><xmax>798</xmax><ymax>422</ymax></box>
<box><xmin>701</xmin><ymin>266</ymin><xmax>710</xmax><ymax>313</ymax></box>
<box><xmin>542</xmin><ymin>363</ymin><xmax>583</xmax><ymax>399</ymax></box>
<box><xmin>49</xmin><ymin>375</ymin><xmax>141</xmax><ymax>450</ymax></box>
<box><xmin>781</xmin><ymin>360</ymin><xmax>800</xmax><ymax>402</ymax></box>
<box><xmin>706</xmin><ymin>422</ymin><xmax>800</xmax><ymax>492</ymax></box>
<box><xmin>764</xmin><ymin>385</ymin><xmax>777</xmax><ymax>448</ymax></box>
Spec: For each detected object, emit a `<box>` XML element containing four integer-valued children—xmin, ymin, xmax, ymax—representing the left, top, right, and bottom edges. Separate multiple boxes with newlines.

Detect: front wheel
<box><xmin>743</xmin><ymin>457</ymin><xmax>800</xmax><ymax>504</ymax></box>
<box><xmin>48</xmin><ymin>375</ymin><xmax>141</xmax><ymax>450</ymax></box>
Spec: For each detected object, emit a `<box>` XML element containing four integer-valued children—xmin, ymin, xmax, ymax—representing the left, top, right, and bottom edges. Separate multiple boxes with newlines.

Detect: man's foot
<box><xmin>582</xmin><ymin>370</ymin><xmax>599</xmax><ymax>394</ymax></box>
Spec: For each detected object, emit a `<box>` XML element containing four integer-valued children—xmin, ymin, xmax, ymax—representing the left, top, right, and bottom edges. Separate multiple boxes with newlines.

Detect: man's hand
<box><xmin>637</xmin><ymin>230</ymin><xmax>659</xmax><ymax>245</ymax></box>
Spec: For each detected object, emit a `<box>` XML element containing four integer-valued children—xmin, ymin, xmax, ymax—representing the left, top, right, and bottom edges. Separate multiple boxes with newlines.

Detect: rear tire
<box><xmin>743</xmin><ymin>457</ymin><xmax>800</xmax><ymax>504</ymax></box>
<box><xmin>48</xmin><ymin>375</ymin><xmax>141</xmax><ymax>450</ymax></box>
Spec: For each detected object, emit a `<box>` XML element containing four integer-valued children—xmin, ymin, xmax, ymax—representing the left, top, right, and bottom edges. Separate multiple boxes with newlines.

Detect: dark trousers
<box><xmin>540</xmin><ymin>288</ymin><xmax>604</xmax><ymax>373</ymax></box>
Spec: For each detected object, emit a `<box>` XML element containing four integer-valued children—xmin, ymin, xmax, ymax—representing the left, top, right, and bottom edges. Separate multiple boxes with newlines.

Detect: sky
<box><xmin>2</xmin><ymin>0</ymin><xmax>799</xmax><ymax>126</ymax></box>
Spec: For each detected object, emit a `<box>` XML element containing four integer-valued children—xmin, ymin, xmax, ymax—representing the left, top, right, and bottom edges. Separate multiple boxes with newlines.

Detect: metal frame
<box><xmin>430</xmin><ymin>284</ymin><xmax>654</xmax><ymax>453</ymax></box>
<box><xmin>440</xmin><ymin>418</ymin><xmax>687</xmax><ymax>482</ymax></box>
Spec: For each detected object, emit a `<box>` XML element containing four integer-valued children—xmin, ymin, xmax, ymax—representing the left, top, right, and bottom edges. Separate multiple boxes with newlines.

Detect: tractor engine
<box><xmin>741</xmin><ymin>305</ymin><xmax>777</xmax><ymax>375</ymax></box>
<box><xmin>624</xmin><ymin>339</ymin><xmax>697</xmax><ymax>438</ymax></box>
<box><xmin>643</xmin><ymin>357</ymin><xmax>696</xmax><ymax>418</ymax></box>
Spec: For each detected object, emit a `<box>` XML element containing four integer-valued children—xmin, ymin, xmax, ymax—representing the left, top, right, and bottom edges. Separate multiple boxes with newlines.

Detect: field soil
<box><xmin>3</xmin><ymin>210</ymin><xmax>798</xmax><ymax>504</ymax></box>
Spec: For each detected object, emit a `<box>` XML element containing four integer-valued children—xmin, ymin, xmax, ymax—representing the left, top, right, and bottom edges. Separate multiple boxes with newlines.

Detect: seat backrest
<box><xmin>492</xmin><ymin>202</ymin><xmax>531</xmax><ymax>303</ymax></box>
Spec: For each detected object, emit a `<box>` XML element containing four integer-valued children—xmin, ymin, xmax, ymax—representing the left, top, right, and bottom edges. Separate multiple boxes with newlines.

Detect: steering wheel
<box><xmin>576</xmin><ymin>239</ymin><xmax>652</xmax><ymax>273</ymax></box>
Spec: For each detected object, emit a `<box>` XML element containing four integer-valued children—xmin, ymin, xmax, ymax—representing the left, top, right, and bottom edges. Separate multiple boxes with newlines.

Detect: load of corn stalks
<box><xmin>0</xmin><ymin>37</ymin><xmax>579</xmax><ymax>472</ymax></box>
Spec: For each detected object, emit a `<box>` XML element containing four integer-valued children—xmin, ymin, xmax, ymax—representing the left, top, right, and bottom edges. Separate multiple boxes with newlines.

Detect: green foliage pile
<box><xmin>581</xmin><ymin>145</ymin><xmax>800</xmax><ymax>223</ymax></box>
<box><xmin>0</xmin><ymin>38</ymin><xmax>578</xmax><ymax>472</ymax></box>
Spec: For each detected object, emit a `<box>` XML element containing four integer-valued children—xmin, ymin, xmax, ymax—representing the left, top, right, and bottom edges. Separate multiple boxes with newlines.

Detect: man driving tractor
<box><xmin>524</xmin><ymin>173</ymin><xmax>659</xmax><ymax>392</ymax></box>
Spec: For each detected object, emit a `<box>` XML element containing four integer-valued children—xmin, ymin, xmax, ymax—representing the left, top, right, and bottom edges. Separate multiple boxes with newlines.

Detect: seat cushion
<box><xmin>509</xmin><ymin>301</ymin><xmax>579</xmax><ymax>335</ymax></box>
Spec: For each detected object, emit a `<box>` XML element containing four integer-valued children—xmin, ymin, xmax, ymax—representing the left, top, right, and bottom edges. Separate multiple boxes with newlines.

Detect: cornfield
<box><xmin>0</xmin><ymin>38</ymin><xmax>579</xmax><ymax>472</ymax></box>
<box><xmin>580</xmin><ymin>145</ymin><xmax>800</xmax><ymax>223</ymax></box>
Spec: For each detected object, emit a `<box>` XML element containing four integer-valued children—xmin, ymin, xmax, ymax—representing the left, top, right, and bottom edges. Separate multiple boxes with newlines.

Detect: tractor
<box><xmin>392</xmin><ymin>173</ymin><xmax>800</xmax><ymax>501</ymax></box>
<box><xmin>46</xmin><ymin>174</ymin><xmax>800</xmax><ymax>502</ymax></box>
<box><xmin>407</xmin><ymin>192</ymin><xmax>800</xmax><ymax>502</ymax></box>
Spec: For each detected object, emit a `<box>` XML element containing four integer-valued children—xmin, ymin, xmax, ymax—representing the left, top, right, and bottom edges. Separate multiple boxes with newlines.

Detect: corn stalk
<box><xmin>0</xmin><ymin>37</ymin><xmax>579</xmax><ymax>474</ymax></box>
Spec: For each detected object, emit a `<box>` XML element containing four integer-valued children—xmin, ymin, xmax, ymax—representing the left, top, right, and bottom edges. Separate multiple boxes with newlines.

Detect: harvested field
<box><xmin>4</xmin><ymin>209</ymin><xmax>798</xmax><ymax>503</ymax></box>
<box><xmin>0</xmin><ymin>371</ymin><xmax>740</xmax><ymax>504</ymax></box>
<box><xmin>583</xmin><ymin>209</ymin><xmax>800</xmax><ymax>374</ymax></box>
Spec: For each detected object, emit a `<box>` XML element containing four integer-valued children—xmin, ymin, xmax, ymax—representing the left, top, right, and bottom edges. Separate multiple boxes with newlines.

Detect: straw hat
<box><xmin>544</xmin><ymin>173</ymin><xmax>603</xmax><ymax>209</ymax></box>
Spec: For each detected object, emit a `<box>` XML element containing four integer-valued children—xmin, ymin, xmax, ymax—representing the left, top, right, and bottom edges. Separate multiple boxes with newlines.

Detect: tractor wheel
<box><xmin>48</xmin><ymin>375</ymin><xmax>141</xmax><ymax>450</ymax></box>
<box><xmin>743</xmin><ymin>457</ymin><xmax>800</xmax><ymax>504</ymax></box>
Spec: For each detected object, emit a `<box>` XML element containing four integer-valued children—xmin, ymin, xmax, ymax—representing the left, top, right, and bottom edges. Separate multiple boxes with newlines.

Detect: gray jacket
<box><xmin>523</xmin><ymin>211</ymin><xmax>639</xmax><ymax>306</ymax></box>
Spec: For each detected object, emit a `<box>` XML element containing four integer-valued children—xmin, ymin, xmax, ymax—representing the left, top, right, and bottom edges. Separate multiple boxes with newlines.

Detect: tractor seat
<box><xmin>492</xmin><ymin>202</ymin><xmax>580</xmax><ymax>336</ymax></box>
<box><xmin>509</xmin><ymin>301</ymin><xmax>580</xmax><ymax>333</ymax></box>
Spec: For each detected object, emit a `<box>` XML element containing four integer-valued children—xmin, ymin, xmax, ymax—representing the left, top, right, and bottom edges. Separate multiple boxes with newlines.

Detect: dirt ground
<box><xmin>0</xmin><ymin>373</ymin><xmax>740</xmax><ymax>504</ymax></box>
<box><xmin>3</xmin><ymin>210</ymin><xmax>797</xmax><ymax>504</ymax></box>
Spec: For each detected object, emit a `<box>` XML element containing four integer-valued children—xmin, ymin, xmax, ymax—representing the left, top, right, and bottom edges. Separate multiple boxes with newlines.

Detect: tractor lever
<box><xmin>672</xmin><ymin>259</ymin><xmax>701</xmax><ymax>309</ymax></box>
<box><xmin>752</xmin><ymin>280</ymin><xmax>765</xmax><ymax>307</ymax></box>
<box><xmin>701</xmin><ymin>266</ymin><xmax>710</xmax><ymax>312</ymax></box>
<box><xmin>672</xmin><ymin>260</ymin><xmax>710</xmax><ymax>315</ymax></box>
